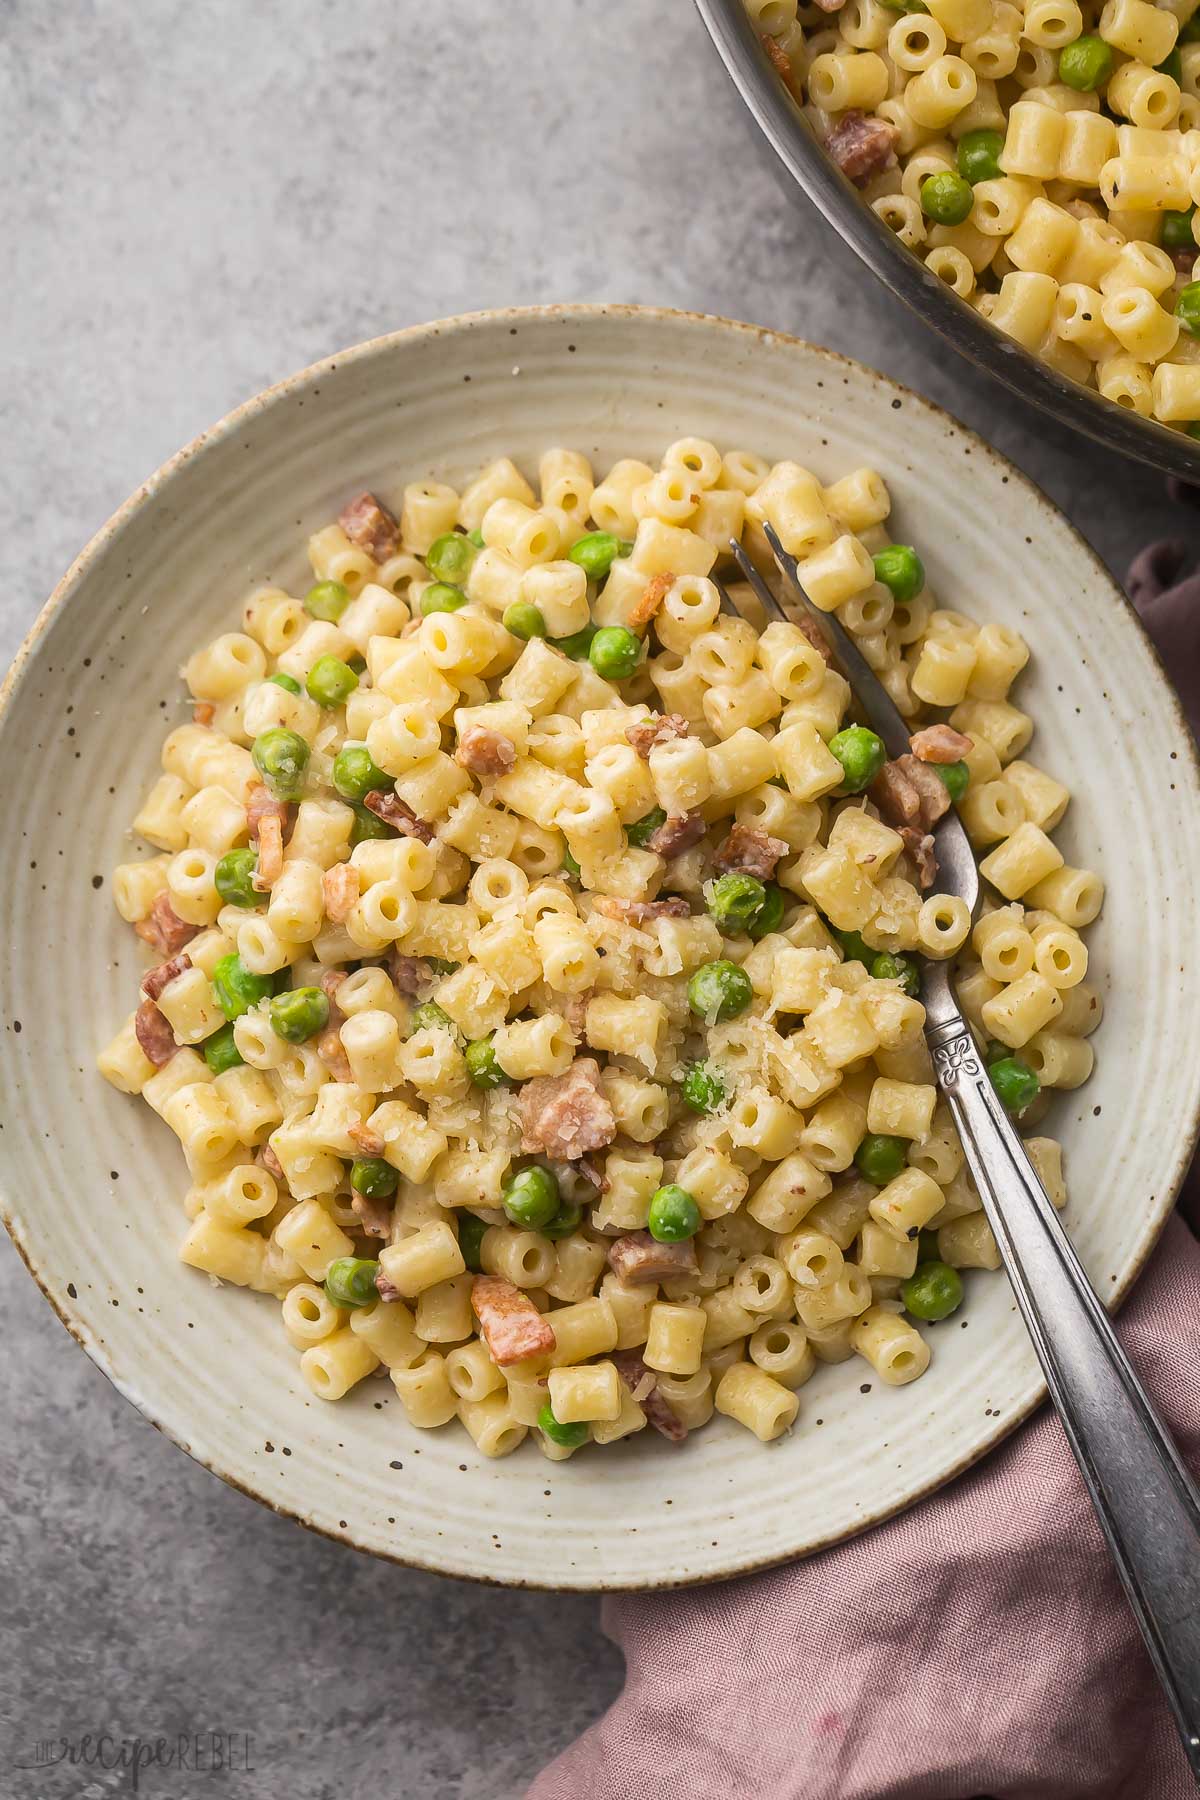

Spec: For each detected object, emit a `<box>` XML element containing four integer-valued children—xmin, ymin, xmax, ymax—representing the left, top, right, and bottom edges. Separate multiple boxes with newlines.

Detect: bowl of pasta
<box><xmin>2</xmin><ymin>303</ymin><xmax>1198</xmax><ymax>1589</ymax></box>
<box><xmin>696</xmin><ymin>0</ymin><xmax>1200</xmax><ymax>479</ymax></box>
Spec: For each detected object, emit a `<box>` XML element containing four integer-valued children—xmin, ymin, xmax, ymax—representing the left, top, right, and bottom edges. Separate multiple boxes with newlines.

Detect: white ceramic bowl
<box><xmin>3</xmin><ymin>305</ymin><xmax>1199</xmax><ymax>1591</ymax></box>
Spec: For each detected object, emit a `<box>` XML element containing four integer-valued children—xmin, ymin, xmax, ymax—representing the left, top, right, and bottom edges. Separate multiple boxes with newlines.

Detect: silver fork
<box><xmin>724</xmin><ymin>529</ymin><xmax>1200</xmax><ymax>1780</ymax></box>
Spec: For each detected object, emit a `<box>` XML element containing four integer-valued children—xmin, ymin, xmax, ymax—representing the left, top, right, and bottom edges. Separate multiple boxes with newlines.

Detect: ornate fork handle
<box><xmin>928</xmin><ymin>1009</ymin><xmax>1200</xmax><ymax>1779</ymax></box>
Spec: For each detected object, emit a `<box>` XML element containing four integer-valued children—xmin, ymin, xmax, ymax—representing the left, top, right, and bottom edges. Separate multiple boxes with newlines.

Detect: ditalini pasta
<box><xmin>98</xmin><ymin>440</ymin><xmax>1102</xmax><ymax>1459</ymax></box>
<box><xmin>751</xmin><ymin>0</ymin><xmax>1200</xmax><ymax>434</ymax></box>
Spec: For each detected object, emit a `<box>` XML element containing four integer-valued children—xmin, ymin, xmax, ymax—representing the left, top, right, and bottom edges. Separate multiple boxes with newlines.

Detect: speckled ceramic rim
<box><xmin>4</xmin><ymin>303</ymin><xmax>1199</xmax><ymax>1592</ymax></box>
<box><xmin>695</xmin><ymin>0</ymin><xmax>1200</xmax><ymax>483</ymax></box>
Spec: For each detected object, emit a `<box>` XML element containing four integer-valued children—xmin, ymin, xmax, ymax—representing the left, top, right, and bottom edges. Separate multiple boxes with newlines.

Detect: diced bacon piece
<box><xmin>812</xmin><ymin>0</ymin><xmax>848</xmax><ymax>11</ymax></box>
<box><xmin>1173</xmin><ymin>248</ymin><xmax>1196</xmax><ymax>274</ymax></box>
<box><xmin>909</xmin><ymin>724</ymin><xmax>973</xmax><ymax>764</ymax></box>
<box><xmin>613</xmin><ymin>1349</ymin><xmax>688</xmax><ymax>1442</ymax></box>
<box><xmin>317</xmin><ymin>1027</ymin><xmax>353</xmax><ymax>1082</ymax></box>
<box><xmin>577</xmin><ymin>1154</ymin><xmax>609</xmax><ymax>1193</ymax></box>
<box><xmin>134</xmin><ymin>999</ymin><xmax>177</xmax><ymax>1067</ymax></box>
<box><xmin>348</xmin><ymin>1119</ymin><xmax>386</xmax><ymax>1156</ymax></box>
<box><xmin>625</xmin><ymin>712</ymin><xmax>691</xmax><ymax>759</ymax></box>
<box><xmin>899</xmin><ymin>826</ymin><xmax>938</xmax><ymax>891</ymax></box>
<box><xmin>245</xmin><ymin>782</ymin><xmax>290</xmax><ymax>841</ymax></box>
<box><xmin>471</xmin><ymin>1275</ymin><xmax>557</xmax><ymax>1366</ymax></box>
<box><xmin>871</xmin><ymin>753</ymin><xmax>950</xmax><ymax>835</ymax></box>
<box><xmin>363</xmin><ymin>790</ymin><xmax>435</xmax><ymax>843</ymax></box>
<box><xmin>258</xmin><ymin>1144</ymin><xmax>285</xmax><ymax>1182</ymax></box>
<box><xmin>192</xmin><ymin>701</ymin><xmax>215</xmax><ymax>726</ymax></box>
<box><xmin>646</xmin><ymin>810</ymin><xmax>707</xmax><ymax>859</ymax></box>
<box><xmin>252</xmin><ymin>813</ymin><xmax>284</xmax><ymax>892</ymax></box>
<box><xmin>607</xmin><ymin>1231</ymin><xmax>699</xmax><ymax>1287</ymax></box>
<box><xmin>134</xmin><ymin>891</ymin><xmax>199</xmax><ymax>957</ymax></box>
<box><xmin>825</xmin><ymin>110</ymin><xmax>898</xmax><ymax>187</ymax></box>
<box><xmin>455</xmin><ymin>724</ymin><xmax>517</xmax><ymax>779</ymax></box>
<box><xmin>518</xmin><ymin>1057</ymin><xmax>617</xmax><ymax>1160</ymax></box>
<box><xmin>592</xmin><ymin>895</ymin><xmax>692</xmax><ymax>925</ymax></box>
<box><xmin>319</xmin><ymin>967</ymin><xmax>348</xmax><ymax>1009</ymax></box>
<box><xmin>713</xmin><ymin>824</ymin><xmax>788</xmax><ymax>880</ymax></box>
<box><xmin>375</xmin><ymin>1271</ymin><xmax>402</xmax><ymax>1303</ymax></box>
<box><xmin>323</xmin><ymin>862</ymin><xmax>360</xmax><ymax>924</ymax></box>
<box><xmin>351</xmin><ymin>1189</ymin><xmax>393</xmax><ymax>1239</ymax></box>
<box><xmin>796</xmin><ymin>610</ymin><xmax>834</xmax><ymax>666</ymax></box>
<box><xmin>388</xmin><ymin>951</ymin><xmax>433</xmax><ymax>996</ymax></box>
<box><xmin>141</xmin><ymin>952</ymin><xmax>192</xmax><ymax>1002</ymax></box>
<box><xmin>562</xmin><ymin>989</ymin><xmax>592</xmax><ymax>1036</ymax></box>
<box><xmin>761</xmin><ymin>33</ymin><xmax>797</xmax><ymax>87</ymax></box>
<box><xmin>628</xmin><ymin>571</ymin><xmax>674</xmax><ymax>633</ymax></box>
<box><xmin>338</xmin><ymin>490</ymin><xmax>399</xmax><ymax>563</ymax></box>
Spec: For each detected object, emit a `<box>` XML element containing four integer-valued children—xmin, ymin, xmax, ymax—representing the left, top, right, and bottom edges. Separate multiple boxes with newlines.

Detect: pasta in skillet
<box><xmin>98</xmin><ymin>439</ymin><xmax>1102</xmax><ymax>1459</ymax></box>
<box><xmin>749</xmin><ymin>0</ymin><xmax>1200</xmax><ymax>434</ymax></box>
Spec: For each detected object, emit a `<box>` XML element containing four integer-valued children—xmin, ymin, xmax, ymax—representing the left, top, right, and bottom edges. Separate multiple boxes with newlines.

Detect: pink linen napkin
<box><xmin>529</xmin><ymin>546</ymin><xmax>1200</xmax><ymax>1800</ymax></box>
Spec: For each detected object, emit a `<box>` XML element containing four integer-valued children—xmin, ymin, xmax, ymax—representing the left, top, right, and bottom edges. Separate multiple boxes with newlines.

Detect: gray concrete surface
<box><xmin>1</xmin><ymin>3</ymin><xmax>1196</xmax><ymax>1797</ymax></box>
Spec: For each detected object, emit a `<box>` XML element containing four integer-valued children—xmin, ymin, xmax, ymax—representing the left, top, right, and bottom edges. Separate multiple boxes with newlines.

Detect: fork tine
<box><xmin>725</xmin><ymin>540</ymin><xmax>790</xmax><ymax>623</ymax></box>
<box><xmin>712</xmin><ymin>576</ymin><xmax>742</xmax><ymax>619</ymax></box>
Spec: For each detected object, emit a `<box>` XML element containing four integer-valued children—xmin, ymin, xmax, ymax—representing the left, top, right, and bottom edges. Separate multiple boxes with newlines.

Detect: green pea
<box><xmin>707</xmin><ymin>871</ymin><xmax>768</xmax><ymax>934</ymax></box>
<box><xmin>920</xmin><ymin>171</ymin><xmax>974</xmax><ymax>226</ymax></box>
<box><xmin>324</xmin><ymin>1257</ymin><xmax>381</xmax><ymax>1310</ymax></box>
<box><xmin>1184</xmin><ymin>11</ymin><xmax>1200</xmax><ymax>39</ymax></box>
<box><xmin>304</xmin><ymin>580</ymin><xmax>351</xmax><ymax>623</ymax></box>
<box><xmin>1163</xmin><ymin>205</ymin><xmax>1197</xmax><ymax>254</ymax></box>
<box><xmin>956</xmin><ymin>128</ymin><xmax>1005</xmax><ymax>185</ymax></box>
<box><xmin>347</xmin><ymin>654</ymin><xmax>367</xmax><ymax>675</ymax></box>
<box><xmin>502</xmin><ymin>602</ymin><xmax>548</xmax><ymax>640</ymax></box>
<box><xmin>420</xmin><ymin>581</ymin><xmax>468</xmax><ymax>615</ymax></box>
<box><xmin>332</xmin><ymin>744</ymin><xmax>391</xmax><ymax>802</ymax></box>
<box><xmin>552</xmin><ymin>623</ymin><xmax>598</xmax><ymax>660</ymax></box>
<box><xmin>211</xmin><ymin>953</ymin><xmax>275</xmax><ymax>1022</ymax></box>
<box><xmin>410</xmin><ymin>1001</ymin><xmax>455</xmax><ymax>1036</ymax></box>
<box><xmin>465</xmin><ymin>1035</ymin><xmax>507</xmax><ymax>1089</ymax></box>
<box><xmin>747</xmin><ymin>882</ymin><xmax>786</xmax><ymax>941</ymax></box>
<box><xmin>202</xmin><ymin>1021</ymin><xmax>244</xmax><ymax>1074</ymax></box>
<box><xmin>647</xmin><ymin>1184</ymin><xmax>701</xmax><ymax>1242</ymax></box>
<box><xmin>855</xmin><ymin>1132</ymin><xmax>908</xmax><ymax>1186</ymax></box>
<box><xmin>426</xmin><ymin>957</ymin><xmax>459</xmax><ymax>978</ymax></box>
<box><xmin>458</xmin><ymin>1212</ymin><xmax>489</xmax><ymax>1273</ymax></box>
<box><xmin>626</xmin><ymin>807</ymin><xmax>667</xmax><ymax>847</ymax></box>
<box><xmin>680</xmin><ymin>1061</ymin><xmax>729</xmax><ymax>1115</ymax></box>
<box><xmin>351</xmin><ymin>1156</ymin><xmax>398</xmax><ymax>1199</ymax></box>
<box><xmin>268</xmin><ymin>671</ymin><xmax>303</xmax><ymax>695</ymax></box>
<box><xmin>589</xmin><ymin>625</ymin><xmax>642</xmax><ymax>681</ymax></box>
<box><xmin>1057</xmin><ymin>33</ymin><xmax>1114</xmax><ymax>90</ymax></box>
<box><xmin>349</xmin><ymin>800</ymin><xmax>395</xmax><ymax>844</ymax></box>
<box><xmin>568</xmin><ymin>531</ymin><xmax>626</xmax><ymax>579</ymax></box>
<box><xmin>835</xmin><ymin>927</ymin><xmax>874</xmax><ymax>967</ymax></box>
<box><xmin>268</xmin><ymin>985</ymin><xmax>330</xmax><ymax>1043</ymax></box>
<box><xmin>1157</xmin><ymin>46</ymin><xmax>1183</xmax><ymax>80</ymax></box>
<box><xmin>537</xmin><ymin>1401</ymin><xmax>589</xmax><ymax>1448</ymax></box>
<box><xmin>467</xmin><ymin>528</ymin><xmax>486</xmax><ymax>549</ymax></box>
<box><xmin>902</xmin><ymin>1260</ymin><xmax>964</xmax><ymax>1322</ymax></box>
<box><xmin>502</xmin><ymin>1164</ymin><xmax>560</xmax><ymax>1230</ymax></box>
<box><xmin>873</xmin><ymin>544</ymin><xmax>925</xmax><ymax>604</ymax></box>
<box><xmin>426</xmin><ymin>531</ymin><xmax>479</xmax><ymax>585</ymax></box>
<box><xmin>542</xmin><ymin>1200</ymin><xmax>584</xmax><ymax>1240</ymax></box>
<box><xmin>934</xmin><ymin>759</ymin><xmax>970</xmax><ymax>804</ymax></box>
<box><xmin>871</xmin><ymin>951</ymin><xmax>922</xmax><ymax>997</ymax></box>
<box><xmin>251</xmin><ymin>727</ymin><xmax>310</xmax><ymax>802</ymax></box>
<box><xmin>306</xmin><ymin>653</ymin><xmax>359</xmax><ymax>708</ymax></box>
<box><xmin>829</xmin><ymin>725</ymin><xmax>887</xmax><ymax>794</ymax></box>
<box><xmin>562</xmin><ymin>843</ymin><xmax>581</xmax><ymax>879</ymax></box>
<box><xmin>687</xmin><ymin>959</ymin><xmax>753</xmax><ymax>1022</ymax></box>
<box><xmin>989</xmin><ymin>1054</ymin><xmax>1040</xmax><ymax>1116</ymax></box>
<box><xmin>214</xmin><ymin>847</ymin><xmax>259</xmax><ymax>909</ymax></box>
